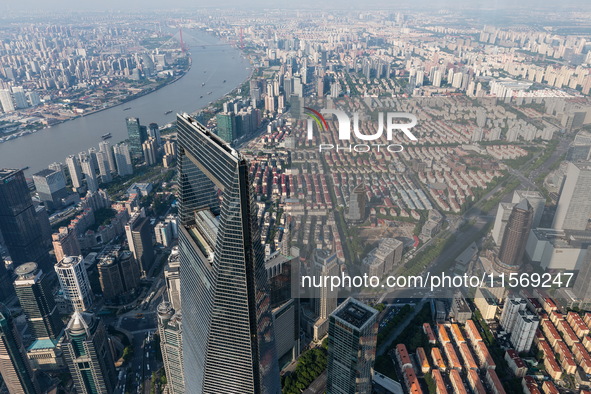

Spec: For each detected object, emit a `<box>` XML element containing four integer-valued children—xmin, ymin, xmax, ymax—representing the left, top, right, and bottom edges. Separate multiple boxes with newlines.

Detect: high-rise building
<box><xmin>98</xmin><ymin>250</ymin><xmax>140</xmax><ymax>302</ymax></box>
<box><xmin>59</xmin><ymin>311</ymin><xmax>117</xmax><ymax>394</ymax></box>
<box><xmin>500</xmin><ymin>296</ymin><xmax>528</xmax><ymax>333</ymax></box>
<box><xmin>113</xmin><ymin>143</ymin><xmax>133</xmax><ymax>176</ymax></box>
<box><xmin>79</xmin><ymin>152</ymin><xmax>99</xmax><ymax>193</ymax></box>
<box><xmin>14</xmin><ymin>262</ymin><xmax>63</xmax><ymax>340</ymax></box>
<box><xmin>32</xmin><ymin>168</ymin><xmax>69</xmax><ymax>209</ymax></box>
<box><xmin>216</xmin><ymin>112</ymin><xmax>236</xmax><ymax>143</ymax></box>
<box><xmin>98</xmin><ymin>140</ymin><xmax>116</xmax><ymax>174</ymax></box>
<box><xmin>0</xmin><ymin>303</ymin><xmax>42</xmax><ymax>394</ymax></box>
<box><xmin>326</xmin><ymin>298</ymin><xmax>378</xmax><ymax>394</ymax></box>
<box><xmin>164</xmin><ymin>248</ymin><xmax>181</xmax><ymax>311</ymax></box>
<box><xmin>0</xmin><ymin>89</ymin><xmax>15</xmax><ymax>113</ymax></box>
<box><xmin>512</xmin><ymin>190</ymin><xmax>545</xmax><ymax>229</ymax></box>
<box><xmin>142</xmin><ymin>137</ymin><xmax>157</xmax><ymax>166</ymax></box>
<box><xmin>573</xmin><ymin>246</ymin><xmax>591</xmax><ymax>308</ymax></box>
<box><xmin>55</xmin><ymin>255</ymin><xmax>93</xmax><ymax>312</ymax></box>
<box><xmin>125</xmin><ymin>212</ymin><xmax>154</xmax><ymax>275</ymax></box>
<box><xmin>313</xmin><ymin>249</ymin><xmax>339</xmax><ymax>341</ymax></box>
<box><xmin>157</xmin><ymin>302</ymin><xmax>185</xmax><ymax>394</ymax></box>
<box><xmin>177</xmin><ymin>113</ymin><xmax>280</xmax><ymax>393</ymax></box>
<box><xmin>509</xmin><ymin>310</ymin><xmax>539</xmax><ymax>353</ymax></box>
<box><xmin>95</xmin><ymin>151</ymin><xmax>112</xmax><ymax>183</ymax></box>
<box><xmin>155</xmin><ymin>220</ymin><xmax>173</xmax><ymax>247</ymax></box>
<box><xmin>66</xmin><ymin>155</ymin><xmax>85</xmax><ymax>192</ymax></box>
<box><xmin>148</xmin><ymin>123</ymin><xmax>161</xmax><ymax>146</ymax></box>
<box><xmin>126</xmin><ymin>117</ymin><xmax>147</xmax><ymax>156</ymax></box>
<box><xmin>346</xmin><ymin>184</ymin><xmax>367</xmax><ymax>221</ymax></box>
<box><xmin>496</xmin><ymin>199</ymin><xmax>533</xmax><ymax>272</ymax></box>
<box><xmin>0</xmin><ymin>168</ymin><xmax>50</xmax><ymax>270</ymax></box>
<box><xmin>553</xmin><ymin>162</ymin><xmax>591</xmax><ymax>231</ymax></box>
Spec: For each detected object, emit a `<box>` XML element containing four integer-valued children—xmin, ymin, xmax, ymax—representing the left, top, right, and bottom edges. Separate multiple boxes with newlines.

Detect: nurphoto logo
<box><xmin>305</xmin><ymin>106</ymin><xmax>418</xmax><ymax>153</ymax></box>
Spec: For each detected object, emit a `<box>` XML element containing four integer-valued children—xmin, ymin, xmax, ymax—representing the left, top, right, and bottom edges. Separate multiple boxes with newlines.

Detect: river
<box><xmin>0</xmin><ymin>29</ymin><xmax>251</xmax><ymax>176</ymax></box>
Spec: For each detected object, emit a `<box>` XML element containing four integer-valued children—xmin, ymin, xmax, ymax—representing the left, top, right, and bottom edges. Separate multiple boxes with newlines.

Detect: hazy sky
<box><xmin>4</xmin><ymin>0</ymin><xmax>591</xmax><ymax>12</ymax></box>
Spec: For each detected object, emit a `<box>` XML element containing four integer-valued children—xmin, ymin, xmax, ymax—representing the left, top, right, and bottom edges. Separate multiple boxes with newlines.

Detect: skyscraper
<box><xmin>55</xmin><ymin>255</ymin><xmax>93</xmax><ymax>312</ymax></box>
<box><xmin>216</xmin><ymin>112</ymin><xmax>236</xmax><ymax>143</ymax></box>
<box><xmin>148</xmin><ymin>122</ymin><xmax>162</xmax><ymax>146</ymax></box>
<box><xmin>553</xmin><ymin>162</ymin><xmax>591</xmax><ymax>231</ymax></box>
<box><xmin>512</xmin><ymin>190</ymin><xmax>545</xmax><ymax>229</ymax></box>
<box><xmin>177</xmin><ymin>113</ymin><xmax>280</xmax><ymax>393</ymax></box>
<box><xmin>98</xmin><ymin>250</ymin><xmax>140</xmax><ymax>302</ymax></box>
<box><xmin>98</xmin><ymin>140</ymin><xmax>116</xmax><ymax>174</ymax></box>
<box><xmin>32</xmin><ymin>168</ymin><xmax>69</xmax><ymax>209</ymax></box>
<box><xmin>496</xmin><ymin>199</ymin><xmax>533</xmax><ymax>272</ymax></box>
<box><xmin>142</xmin><ymin>137</ymin><xmax>157</xmax><ymax>166</ymax></box>
<box><xmin>95</xmin><ymin>151</ymin><xmax>112</xmax><ymax>183</ymax></box>
<box><xmin>126</xmin><ymin>117</ymin><xmax>147</xmax><ymax>156</ymax></box>
<box><xmin>59</xmin><ymin>311</ymin><xmax>117</xmax><ymax>394</ymax></box>
<box><xmin>0</xmin><ymin>168</ymin><xmax>50</xmax><ymax>270</ymax></box>
<box><xmin>79</xmin><ymin>152</ymin><xmax>99</xmax><ymax>193</ymax></box>
<box><xmin>313</xmin><ymin>249</ymin><xmax>339</xmax><ymax>341</ymax></box>
<box><xmin>0</xmin><ymin>303</ymin><xmax>41</xmax><ymax>394</ymax></box>
<box><xmin>14</xmin><ymin>262</ymin><xmax>63</xmax><ymax>340</ymax></box>
<box><xmin>52</xmin><ymin>227</ymin><xmax>81</xmax><ymax>263</ymax></box>
<box><xmin>158</xmin><ymin>302</ymin><xmax>185</xmax><ymax>394</ymax></box>
<box><xmin>66</xmin><ymin>155</ymin><xmax>85</xmax><ymax>192</ymax></box>
<box><xmin>113</xmin><ymin>143</ymin><xmax>133</xmax><ymax>176</ymax></box>
<box><xmin>346</xmin><ymin>184</ymin><xmax>367</xmax><ymax>221</ymax></box>
<box><xmin>125</xmin><ymin>212</ymin><xmax>154</xmax><ymax>275</ymax></box>
<box><xmin>326</xmin><ymin>298</ymin><xmax>378</xmax><ymax>394</ymax></box>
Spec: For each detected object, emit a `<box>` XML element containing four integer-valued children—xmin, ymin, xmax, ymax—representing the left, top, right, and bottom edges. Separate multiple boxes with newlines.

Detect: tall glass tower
<box><xmin>0</xmin><ymin>169</ymin><xmax>50</xmax><ymax>271</ymax></box>
<box><xmin>177</xmin><ymin>114</ymin><xmax>280</xmax><ymax>393</ymax></box>
<box><xmin>0</xmin><ymin>303</ymin><xmax>41</xmax><ymax>394</ymax></box>
<box><xmin>126</xmin><ymin>117</ymin><xmax>148</xmax><ymax>156</ymax></box>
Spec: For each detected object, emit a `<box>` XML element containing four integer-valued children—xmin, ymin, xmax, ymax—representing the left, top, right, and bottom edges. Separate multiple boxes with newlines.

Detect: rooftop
<box><xmin>333</xmin><ymin>297</ymin><xmax>377</xmax><ymax>330</ymax></box>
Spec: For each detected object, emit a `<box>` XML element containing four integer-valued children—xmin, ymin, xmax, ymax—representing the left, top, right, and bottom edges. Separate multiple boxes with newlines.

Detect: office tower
<box><xmin>59</xmin><ymin>312</ymin><xmax>117</xmax><ymax>394</ymax></box>
<box><xmin>326</xmin><ymin>298</ymin><xmax>378</xmax><ymax>394</ymax></box>
<box><xmin>55</xmin><ymin>255</ymin><xmax>93</xmax><ymax>312</ymax></box>
<box><xmin>66</xmin><ymin>155</ymin><xmax>85</xmax><ymax>192</ymax></box>
<box><xmin>313</xmin><ymin>249</ymin><xmax>339</xmax><ymax>340</ymax></box>
<box><xmin>98</xmin><ymin>140</ymin><xmax>116</xmax><ymax>174</ymax></box>
<box><xmin>492</xmin><ymin>202</ymin><xmax>515</xmax><ymax>245</ymax></box>
<box><xmin>98</xmin><ymin>250</ymin><xmax>140</xmax><ymax>302</ymax></box>
<box><xmin>216</xmin><ymin>112</ymin><xmax>236</xmax><ymax>143</ymax></box>
<box><xmin>177</xmin><ymin>113</ymin><xmax>280</xmax><ymax>393</ymax></box>
<box><xmin>0</xmin><ymin>169</ymin><xmax>50</xmax><ymax>270</ymax></box>
<box><xmin>157</xmin><ymin>302</ymin><xmax>185</xmax><ymax>394</ymax></box>
<box><xmin>0</xmin><ymin>89</ymin><xmax>15</xmax><ymax>113</ymax></box>
<box><xmin>266</xmin><ymin>254</ymin><xmax>300</xmax><ymax>364</ymax></box>
<box><xmin>0</xmin><ymin>304</ymin><xmax>42</xmax><ymax>394</ymax></box>
<box><xmin>164</xmin><ymin>248</ymin><xmax>181</xmax><ymax>311</ymax></box>
<box><xmin>48</xmin><ymin>161</ymin><xmax>65</xmax><ymax>179</ymax></box>
<box><xmin>126</xmin><ymin>117</ymin><xmax>147</xmax><ymax>156</ymax></box>
<box><xmin>14</xmin><ymin>262</ymin><xmax>63</xmax><ymax>340</ymax></box>
<box><xmin>142</xmin><ymin>137</ymin><xmax>157</xmax><ymax>166</ymax></box>
<box><xmin>512</xmin><ymin>190</ymin><xmax>545</xmax><ymax>229</ymax></box>
<box><xmin>113</xmin><ymin>143</ymin><xmax>133</xmax><ymax>176</ymax></box>
<box><xmin>509</xmin><ymin>310</ymin><xmax>539</xmax><ymax>352</ymax></box>
<box><xmin>496</xmin><ymin>199</ymin><xmax>533</xmax><ymax>272</ymax></box>
<box><xmin>32</xmin><ymin>168</ymin><xmax>69</xmax><ymax>209</ymax></box>
<box><xmin>148</xmin><ymin>123</ymin><xmax>161</xmax><ymax>146</ymax></box>
<box><xmin>347</xmin><ymin>184</ymin><xmax>367</xmax><ymax>221</ymax></box>
<box><xmin>125</xmin><ymin>213</ymin><xmax>154</xmax><ymax>275</ymax></box>
<box><xmin>553</xmin><ymin>162</ymin><xmax>591</xmax><ymax>231</ymax></box>
<box><xmin>95</xmin><ymin>151</ymin><xmax>112</xmax><ymax>183</ymax></box>
<box><xmin>293</xmin><ymin>75</ymin><xmax>303</xmax><ymax>97</ymax></box>
<box><xmin>79</xmin><ymin>152</ymin><xmax>99</xmax><ymax>192</ymax></box>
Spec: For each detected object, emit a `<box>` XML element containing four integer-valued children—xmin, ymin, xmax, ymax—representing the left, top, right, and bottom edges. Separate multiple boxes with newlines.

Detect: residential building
<box><xmin>553</xmin><ymin>161</ymin><xmax>591</xmax><ymax>231</ymax></box>
<box><xmin>54</xmin><ymin>255</ymin><xmax>93</xmax><ymax>312</ymax></box>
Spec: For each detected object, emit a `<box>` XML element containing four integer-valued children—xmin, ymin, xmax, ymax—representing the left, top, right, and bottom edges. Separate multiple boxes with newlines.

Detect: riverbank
<box><xmin>0</xmin><ymin>58</ymin><xmax>192</xmax><ymax>145</ymax></box>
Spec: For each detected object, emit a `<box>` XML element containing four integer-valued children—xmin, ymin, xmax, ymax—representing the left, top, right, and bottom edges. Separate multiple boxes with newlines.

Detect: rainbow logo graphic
<box><xmin>304</xmin><ymin>107</ymin><xmax>329</xmax><ymax>132</ymax></box>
